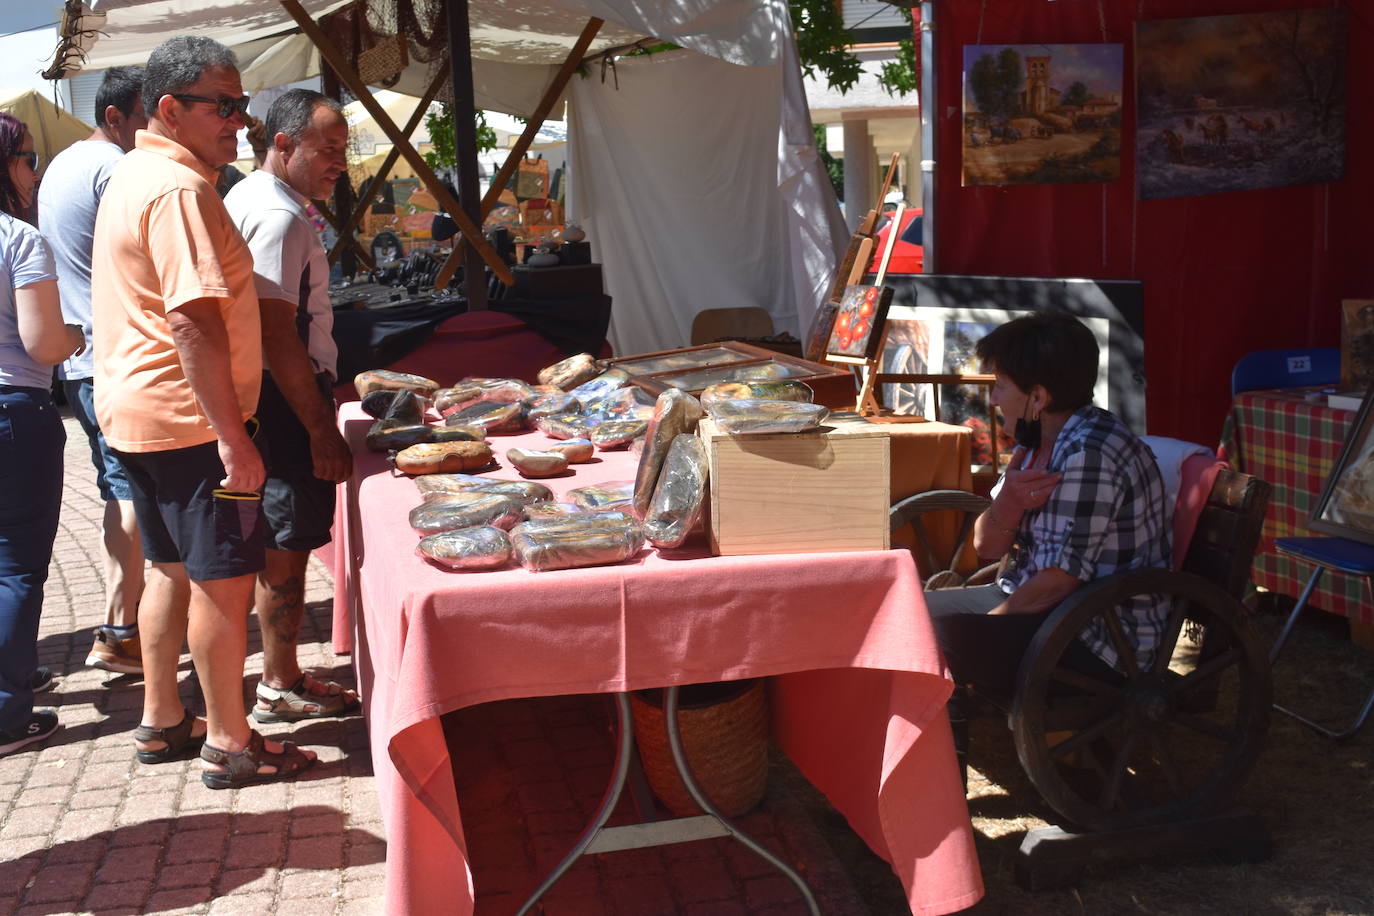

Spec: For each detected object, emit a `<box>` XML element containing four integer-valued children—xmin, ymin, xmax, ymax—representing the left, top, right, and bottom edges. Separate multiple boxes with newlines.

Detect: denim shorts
<box><xmin>113</xmin><ymin>420</ymin><xmax>268</xmax><ymax>581</ymax></box>
<box><xmin>61</xmin><ymin>378</ymin><xmax>133</xmax><ymax>501</ymax></box>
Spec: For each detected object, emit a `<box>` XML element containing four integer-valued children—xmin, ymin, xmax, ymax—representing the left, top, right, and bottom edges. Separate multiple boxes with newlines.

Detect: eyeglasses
<box><xmin>171</xmin><ymin>93</ymin><xmax>251</xmax><ymax>120</ymax></box>
<box><xmin>8</xmin><ymin>151</ymin><xmax>37</xmax><ymax>170</ymax></box>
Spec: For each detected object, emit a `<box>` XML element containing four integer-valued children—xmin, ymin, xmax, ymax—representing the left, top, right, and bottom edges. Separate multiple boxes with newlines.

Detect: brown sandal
<box><xmin>199</xmin><ymin>730</ymin><xmax>316</xmax><ymax>789</ymax></box>
<box><xmin>134</xmin><ymin>708</ymin><xmax>205</xmax><ymax>764</ymax></box>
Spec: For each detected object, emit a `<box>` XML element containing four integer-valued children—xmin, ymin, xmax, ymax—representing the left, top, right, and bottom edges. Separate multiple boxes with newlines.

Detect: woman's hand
<box><xmin>998</xmin><ymin>467</ymin><xmax>1063</xmax><ymax>513</ymax></box>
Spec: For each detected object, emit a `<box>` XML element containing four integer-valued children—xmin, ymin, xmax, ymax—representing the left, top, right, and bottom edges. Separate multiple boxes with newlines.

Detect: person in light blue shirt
<box><xmin>0</xmin><ymin>112</ymin><xmax>85</xmax><ymax>756</ymax></box>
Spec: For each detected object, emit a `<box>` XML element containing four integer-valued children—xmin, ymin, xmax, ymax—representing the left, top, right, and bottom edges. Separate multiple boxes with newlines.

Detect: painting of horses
<box><xmin>961</xmin><ymin>43</ymin><xmax>1123</xmax><ymax>186</ymax></box>
<box><xmin>1135</xmin><ymin>9</ymin><xmax>1347</xmax><ymax>200</ymax></box>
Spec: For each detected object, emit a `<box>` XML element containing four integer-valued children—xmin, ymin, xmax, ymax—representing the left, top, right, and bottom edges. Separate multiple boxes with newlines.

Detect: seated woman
<box><xmin>926</xmin><ymin>311</ymin><xmax>1171</xmax><ymax>786</ymax></box>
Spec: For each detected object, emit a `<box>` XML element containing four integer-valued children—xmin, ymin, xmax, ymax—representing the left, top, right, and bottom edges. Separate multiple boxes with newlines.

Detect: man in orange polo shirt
<box><xmin>92</xmin><ymin>35</ymin><xmax>315</xmax><ymax>788</ymax></box>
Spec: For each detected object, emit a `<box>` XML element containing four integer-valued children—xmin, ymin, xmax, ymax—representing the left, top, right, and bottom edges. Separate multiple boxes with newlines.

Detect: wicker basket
<box><xmin>630</xmin><ymin>679</ymin><xmax>768</xmax><ymax>818</ymax></box>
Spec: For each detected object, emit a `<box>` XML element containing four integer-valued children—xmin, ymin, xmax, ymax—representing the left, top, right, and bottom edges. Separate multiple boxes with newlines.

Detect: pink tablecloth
<box><xmin>331</xmin><ymin>402</ymin><xmax>983</xmax><ymax>915</ymax></box>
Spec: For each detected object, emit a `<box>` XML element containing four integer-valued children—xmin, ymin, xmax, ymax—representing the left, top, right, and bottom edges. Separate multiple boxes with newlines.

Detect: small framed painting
<box><xmin>826</xmin><ymin>284</ymin><xmax>893</xmax><ymax>362</ymax></box>
<box><xmin>1310</xmin><ymin>385</ymin><xmax>1374</xmax><ymax>546</ymax></box>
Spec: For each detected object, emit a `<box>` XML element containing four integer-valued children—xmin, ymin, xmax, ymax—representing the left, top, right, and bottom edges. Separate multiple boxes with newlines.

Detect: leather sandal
<box><xmin>200</xmin><ymin>730</ymin><xmax>316</xmax><ymax>790</ymax></box>
<box><xmin>133</xmin><ymin>708</ymin><xmax>205</xmax><ymax>764</ymax></box>
<box><xmin>252</xmin><ymin>674</ymin><xmax>360</xmax><ymax>723</ymax></box>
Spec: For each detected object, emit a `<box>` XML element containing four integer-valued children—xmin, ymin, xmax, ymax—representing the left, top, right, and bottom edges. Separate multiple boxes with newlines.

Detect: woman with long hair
<box><xmin>0</xmin><ymin>112</ymin><xmax>84</xmax><ymax>756</ymax></box>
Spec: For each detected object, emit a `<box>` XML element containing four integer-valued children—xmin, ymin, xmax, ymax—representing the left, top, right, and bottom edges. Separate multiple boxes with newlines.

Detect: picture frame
<box><xmin>1309</xmin><ymin>384</ymin><xmax>1374</xmax><ymax>547</ymax></box>
<box><xmin>1341</xmin><ymin>299</ymin><xmax>1374</xmax><ymax>390</ymax></box>
<box><xmin>826</xmin><ymin>284</ymin><xmax>893</xmax><ymax>362</ymax></box>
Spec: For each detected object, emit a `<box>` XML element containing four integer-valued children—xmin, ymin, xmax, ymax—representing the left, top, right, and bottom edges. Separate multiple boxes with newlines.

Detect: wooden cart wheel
<box><xmin>889</xmin><ymin>489</ymin><xmax>997</xmax><ymax>588</ymax></box>
<box><xmin>1011</xmin><ymin>569</ymin><xmax>1271</xmax><ymax>832</ymax></box>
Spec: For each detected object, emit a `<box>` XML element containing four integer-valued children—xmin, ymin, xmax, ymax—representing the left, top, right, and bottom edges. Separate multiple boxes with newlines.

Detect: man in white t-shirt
<box><xmin>224</xmin><ymin>89</ymin><xmax>355</xmax><ymax>722</ymax></box>
<box><xmin>38</xmin><ymin>66</ymin><xmax>148</xmax><ymax>677</ymax></box>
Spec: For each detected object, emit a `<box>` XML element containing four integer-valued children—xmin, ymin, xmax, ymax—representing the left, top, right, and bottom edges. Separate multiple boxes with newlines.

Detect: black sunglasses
<box><xmin>171</xmin><ymin>93</ymin><xmax>251</xmax><ymax>120</ymax></box>
<box><xmin>9</xmin><ymin>151</ymin><xmax>38</xmax><ymax>170</ymax></box>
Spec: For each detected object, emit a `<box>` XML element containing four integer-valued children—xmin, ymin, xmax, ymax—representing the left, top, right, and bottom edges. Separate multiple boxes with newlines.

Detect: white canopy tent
<box><xmin>51</xmin><ymin>0</ymin><xmax>847</xmax><ymax>355</ymax></box>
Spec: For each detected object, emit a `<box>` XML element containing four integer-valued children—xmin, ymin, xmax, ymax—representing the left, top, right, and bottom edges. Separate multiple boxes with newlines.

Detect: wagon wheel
<box><xmin>889</xmin><ymin>490</ymin><xmax>998</xmax><ymax>588</ymax></box>
<box><xmin>1011</xmin><ymin>569</ymin><xmax>1271</xmax><ymax>832</ymax></box>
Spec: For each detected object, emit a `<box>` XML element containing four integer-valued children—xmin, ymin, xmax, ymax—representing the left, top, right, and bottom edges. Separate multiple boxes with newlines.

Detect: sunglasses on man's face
<box><xmin>171</xmin><ymin>93</ymin><xmax>251</xmax><ymax>120</ymax></box>
<box><xmin>9</xmin><ymin>151</ymin><xmax>38</xmax><ymax>170</ymax></box>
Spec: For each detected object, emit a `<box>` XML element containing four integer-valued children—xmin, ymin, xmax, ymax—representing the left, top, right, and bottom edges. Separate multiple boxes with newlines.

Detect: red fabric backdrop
<box><xmin>930</xmin><ymin>0</ymin><xmax>1372</xmax><ymax>446</ymax></box>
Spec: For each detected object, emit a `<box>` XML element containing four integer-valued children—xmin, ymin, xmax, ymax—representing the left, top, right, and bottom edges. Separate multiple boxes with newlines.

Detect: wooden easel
<box><xmin>826</xmin><ymin>202</ymin><xmax>905</xmax><ymax>417</ymax></box>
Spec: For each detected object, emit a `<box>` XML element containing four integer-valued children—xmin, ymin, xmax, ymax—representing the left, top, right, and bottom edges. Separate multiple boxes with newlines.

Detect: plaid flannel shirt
<box><xmin>996</xmin><ymin>406</ymin><xmax>1172</xmax><ymax>671</ymax></box>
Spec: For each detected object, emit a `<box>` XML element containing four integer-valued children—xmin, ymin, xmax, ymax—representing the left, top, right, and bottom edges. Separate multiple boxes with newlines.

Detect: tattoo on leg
<box><xmin>265</xmin><ymin>575</ymin><xmax>304</xmax><ymax>643</ymax></box>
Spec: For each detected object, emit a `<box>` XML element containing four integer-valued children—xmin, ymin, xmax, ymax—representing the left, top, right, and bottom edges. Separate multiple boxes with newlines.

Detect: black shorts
<box><xmin>115</xmin><ymin>421</ymin><xmax>268</xmax><ymax>581</ymax></box>
<box><xmin>258</xmin><ymin>372</ymin><xmax>336</xmax><ymax>552</ymax></box>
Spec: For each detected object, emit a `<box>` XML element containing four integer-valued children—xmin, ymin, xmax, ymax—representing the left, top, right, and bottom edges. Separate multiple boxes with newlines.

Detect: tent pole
<box><xmin>279</xmin><ymin>0</ymin><xmax>513</xmax><ymax>286</ymax></box>
<box><xmin>918</xmin><ymin>1</ymin><xmax>937</xmax><ymax>273</ymax></box>
<box><xmin>327</xmin><ymin>63</ymin><xmax>451</xmax><ymax>267</ymax></box>
<box><xmin>434</xmin><ymin>17</ymin><xmax>603</xmax><ymax>291</ymax></box>
<box><xmin>446</xmin><ymin>0</ymin><xmax>488</xmax><ymax>310</ymax></box>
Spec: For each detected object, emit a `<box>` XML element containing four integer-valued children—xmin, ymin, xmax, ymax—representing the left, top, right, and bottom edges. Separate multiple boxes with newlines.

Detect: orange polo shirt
<box><xmin>92</xmin><ymin>130</ymin><xmax>261</xmax><ymax>453</ymax></box>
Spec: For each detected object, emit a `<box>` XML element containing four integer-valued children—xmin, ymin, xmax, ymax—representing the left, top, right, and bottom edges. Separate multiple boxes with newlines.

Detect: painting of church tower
<box><xmin>1023</xmin><ymin>56</ymin><xmax>1057</xmax><ymax>114</ymax></box>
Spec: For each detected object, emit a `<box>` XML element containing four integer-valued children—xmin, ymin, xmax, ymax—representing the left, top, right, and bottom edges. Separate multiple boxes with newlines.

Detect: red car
<box><xmin>867</xmin><ymin>208</ymin><xmax>923</xmax><ymax>275</ymax></box>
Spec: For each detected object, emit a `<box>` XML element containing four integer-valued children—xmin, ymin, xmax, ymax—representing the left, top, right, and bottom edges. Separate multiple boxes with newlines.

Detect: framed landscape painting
<box><xmin>1310</xmin><ymin>386</ymin><xmax>1374</xmax><ymax>546</ymax></box>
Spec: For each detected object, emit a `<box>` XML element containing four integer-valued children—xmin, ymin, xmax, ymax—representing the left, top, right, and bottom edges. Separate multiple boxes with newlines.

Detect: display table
<box><xmin>330</xmin><ymin>403</ymin><xmax>983</xmax><ymax>915</ymax></box>
<box><xmin>1218</xmin><ymin>388</ymin><xmax>1365</xmax><ymax>623</ymax></box>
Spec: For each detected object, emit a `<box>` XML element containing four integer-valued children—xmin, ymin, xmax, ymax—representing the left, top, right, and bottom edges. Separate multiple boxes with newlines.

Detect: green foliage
<box><xmin>1062</xmin><ymin>81</ymin><xmax>1090</xmax><ymax>108</ymax></box>
<box><xmin>877</xmin><ymin>8</ymin><xmax>918</xmax><ymax>96</ymax></box>
<box><xmin>968</xmin><ymin>48</ymin><xmax>1023</xmax><ymax>119</ymax></box>
<box><xmin>813</xmin><ymin>123</ymin><xmax>844</xmax><ymax>199</ymax></box>
<box><xmin>790</xmin><ymin>0</ymin><xmax>861</xmax><ymax>92</ymax></box>
<box><xmin>422</xmin><ymin>106</ymin><xmax>497</xmax><ymax>171</ymax></box>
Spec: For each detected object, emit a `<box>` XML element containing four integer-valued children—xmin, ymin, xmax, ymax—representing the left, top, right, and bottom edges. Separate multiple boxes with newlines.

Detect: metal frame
<box><xmin>516</xmin><ymin>688</ymin><xmax>819</xmax><ymax>915</ymax></box>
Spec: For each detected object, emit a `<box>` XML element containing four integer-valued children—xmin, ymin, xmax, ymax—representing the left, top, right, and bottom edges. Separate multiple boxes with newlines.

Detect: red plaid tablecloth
<box><xmin>1218</xmin><ymin>389</ymin><xmax>1366</xmax><ymax>623</ymax></box>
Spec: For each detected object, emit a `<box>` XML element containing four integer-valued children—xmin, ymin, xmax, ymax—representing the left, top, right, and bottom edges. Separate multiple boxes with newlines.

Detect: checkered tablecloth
<box><xmin>1219</xmin><ymin>389</ymin><xmax>1367</xmax><ymax>623</ymax></box>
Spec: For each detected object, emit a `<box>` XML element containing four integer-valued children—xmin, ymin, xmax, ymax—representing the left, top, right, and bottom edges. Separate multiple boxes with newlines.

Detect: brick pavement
<box><xmin>1</xmin><ymin>409</ymin><xmax>909</xmax><ymax>915</ymax></box>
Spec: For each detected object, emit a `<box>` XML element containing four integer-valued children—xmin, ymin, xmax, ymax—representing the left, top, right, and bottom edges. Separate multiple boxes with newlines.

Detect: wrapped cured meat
<box><xmin>362</xmin><ymin>388</ymin><xmax>431</xmax><ymax>420</ymax></box>
<box><xmin>546</xmin><ymin>438</ymin><xmax>594</xmax><ymax>463</ymax></box>
<box><xmin>515</xmin><ymin>511</ymin><xmax>638</xmax><ymax>535</ymax></box>
<box><xmin>523</xmin><ymin>501</ymin><xmax>587</xmax><ymax>520</ymax></box>
<box><xmin>506</xmin><ymin>447</ymin><xmax>570</xmax><ymax>478</ymax></box>
<box><xmin>538</xmin><ymin>353</ymin><xmax>601</xmax><ymax>390</ymax></box>
<box><xmin>511</xmin><ymin>517</ymin><xmax>646</xmax><ymax>572</ymax></box>
<box><xmin>433</xmin><ymin>384</ymin><xmax>484</xmax><ymax>416</ymax></box>
<box><xmin>447</xmin><ymin>401</ymin><xmax>526</xmax><ymax>433</ymax></box>
<box><xmin>644</xmin><ymin>435</ymin><xmax>709</xmax><ymax>548</ymax></box>
<box><xmin>707</xmin><ymin>399</ymin><xmax>829</xmax><ymax>435</ymax></box>
<box><xmin>409</xmin><ymin>492</ymin><xmax>524</xmax><ymax>535</ymax></box>
<box><xmin>698</xmin><ymin>380</ymin><xmax>814</xmax><ymax>410</ymax></box>
<box><xmin>566</xmin><ymin>480</ymin><xmax>636</xmax><ymax>511</ymax></box>
<box><xmin>430</xmin><ymin>424</ymin><xmax>485</xmax><ymax>442</ymax></box>
<box><xmin>416</xmin><ymin>526</ymin><xmax>512</xmax><ymax>571</ymax></box>
<box><xmin>366</xmin><ymin>419</ymin><xmax>432</xmax><ymax>452</ymax></box>
<box><xmin>591</xmin><ymin>420</ymin><xmax>648</xmax><ymax>451</ymax></box>
<box><xmin>354</xmin><ymin>369</ymin><xmax>440</xmax><ymax>398</ymax></box>
<box><xmin>569</xmin><ymin>369</ymin><xmax>630</xmax><ymax>407</ymax></box>
<box><xmin>415</xmin><ymin>474</ymin><xmax>552</xmax><ymax>504</ymax></box>
<box><xmin>391</xmin><ymin>440</ymin><xmax>495</xmax><ymax>474</ymax></box>
<box><xmin>526</xmin><ymin>392</ymin><xmax>580</xmax><ymax>421</ymax></box>
<box><xmin>631</xmin><ymin>388</ymin><xmax>704</xmax><ymax>519</ymax></box>
<box><xmin>536</xmin><ymin>414</ymin><xmax>595</xmax><ymax>440</ymax></box>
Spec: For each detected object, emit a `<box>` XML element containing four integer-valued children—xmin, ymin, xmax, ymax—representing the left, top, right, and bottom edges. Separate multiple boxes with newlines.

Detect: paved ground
<box><xmin>0</xmin><ymin>409</ymin><xmax>914</xmax><ymax>915</ymax></box>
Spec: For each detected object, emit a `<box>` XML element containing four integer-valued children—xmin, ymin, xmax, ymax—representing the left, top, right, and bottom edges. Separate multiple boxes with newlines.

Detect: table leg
<box><xmin>515</xmin><ymin>688</ymin><xmax>820</xmax><ymax>915</ymax></box>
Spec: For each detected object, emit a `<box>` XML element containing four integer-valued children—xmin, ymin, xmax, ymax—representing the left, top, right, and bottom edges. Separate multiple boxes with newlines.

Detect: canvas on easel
<box><xmin>826</xmin><ymin>285</ymin><xmax>893</xmax><ymax>362</ymax></box>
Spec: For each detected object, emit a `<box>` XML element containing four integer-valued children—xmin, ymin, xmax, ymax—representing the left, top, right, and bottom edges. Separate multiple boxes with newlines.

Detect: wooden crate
<box><xmin>698</xmin><ymin>415</ymin><xmax>891</xmax><ymax>556</ymax></box>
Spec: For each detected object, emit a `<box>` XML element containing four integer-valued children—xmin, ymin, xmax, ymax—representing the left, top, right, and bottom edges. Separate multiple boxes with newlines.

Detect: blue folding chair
<box><xmin>1231</xmin><ymin>348</ymin><xmax>1340</xmax><ymax>396</ymax></box>
<box><xmin>1268</xmin><ymin>536</ymin><xmax>1374</xmax><ymax>741</ymax></box>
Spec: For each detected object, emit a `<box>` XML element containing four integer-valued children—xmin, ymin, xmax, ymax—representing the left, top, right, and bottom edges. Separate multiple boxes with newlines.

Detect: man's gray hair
<box><xmin>264</xmin><ymin>88</ymin><xmax>343</xmax><ymax>143</ymax></box>
<box><xmin>142</xmin><ymin>35</ymin><xmax>239</xmax><ymax>117</ymax></box>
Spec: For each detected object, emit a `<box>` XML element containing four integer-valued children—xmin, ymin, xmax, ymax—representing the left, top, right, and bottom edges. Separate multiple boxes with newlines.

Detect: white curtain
<box><xmin>567</xmin><ymin>38</ymin><xmax>846</xmax><ymax>356</ymax></box>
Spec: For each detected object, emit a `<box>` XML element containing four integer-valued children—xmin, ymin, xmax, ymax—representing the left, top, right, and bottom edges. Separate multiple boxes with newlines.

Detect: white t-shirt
<box><xmin>36</xmin><ymin>138</ymin><xmax>123</xmax><ymax>380</ymax></box>
<box><xmin>224</xmin><ymin>169</ymin><xmax>337</xmax><ymax>378</ymax></box>
<box><xmin>0</xmin><ymin>212</ymin><xmax>59</xmax><ymax>389</ymax></box>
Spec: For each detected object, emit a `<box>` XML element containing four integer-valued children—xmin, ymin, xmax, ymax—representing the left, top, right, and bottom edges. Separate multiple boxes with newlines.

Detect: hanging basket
<box><xmin>630</xmin><ymin>679</ymin><xmax>769</xmax><ymax>818</ymax></box>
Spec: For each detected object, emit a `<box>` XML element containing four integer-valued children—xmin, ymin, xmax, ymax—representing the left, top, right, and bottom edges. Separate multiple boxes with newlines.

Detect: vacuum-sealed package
<box><xmin>632</xmin><ymin>388</ymin><xmax>705</xmax><ymax>519</ymax></box>
<box><xmin>707</xmin><ymin>399</ymin><xmax>829</xmax><ymax>435</ymax></box>
<box><xmin>698</xmin><ymin>379</ymin><xmax>814</xmax><ymax>410</ymax></box>
<box><xmin>353</xmin><ymin>368</ymin><xmax>440</xmax><ymax>398</ymax></box>
<box><xmin>591</xmin><ymin>419</ymin><xmax>648</xmax><ymax>450</ymax></box>
<box><xmin>391</xmin><ymin>440</ymin><xmax>494</xmax><ymax>474</ymax></box>
<box><xmin>566</xmin><ymin>480</ymin><xmax>636</xmax><ymax>511</ymax></box>
<box><xmin>361</xmin><ymin>388</ymin><xmax>429</xmax><ymax>422</ymax></box>
<box><xmin>429</xmin><ymin>424</ymin><xmax>485</xmax><ymax>442</ymax></box>
<box><xmin>569</xmin><ymin>369</ymin><xmax>630</xmax><ymax>407</ymax></box>
<box><xmin>536</xmin><ymin>414</ymin><xmax>596</xmax><ymax>440</ymax></box>
<box><xmin>644</xmin><ymin>434</ymin><xmax>709</xmax><ymax>548</ymax></box>
<box><xmin>506</xmin><ymin>447</ymin><xmax>570</xmax><ymax>478</ymax></box>
<box><xmin>366</xmin><ymin>419</ymin><xmax>432</xmax><ymax>452</ymax></box>
<box><xmin>415</xmin><ymin>474</ymin><xmax>552</xmax><ymax>504</ymax></box>
<box><xmin>447</xmin><ymin>401</ymin><xmax>526</xmax><ymax>433</ymax></box>
<box><xmin>547</xmin><ymin>438</ymin><xmax>594</xmax><ymax>463</ymax></box>
<box><xmin>510</xmin><ymin>518</ymin><xmax>646</xmax><ymax>572</ymax></box>
<box><xmin>538</xmin><ymin>352</ymin><xmax>601</xmax><ymax>390</ymax></box>
<box><xmin>408</xmin><ymin>492</ymin><xmax>524</xmax><ymax>535</ymax></box>
<box><xmin>514</xmin><ymin>511</ymin><xmax>638</xmax><ymax>534</ymax></box>
<box><xmin>415</xmin><ymin>526</ymin><xmax>512</xmax><ymax>571</ymax></box>
<box><xmin>526</xmin><ymin>392</ymin><xmax>580</xmax><ymax>421</ymax></box>
<box><xmin>433</xmin><ymin>384</ymin><xmax>484</xmax><ymax>417</ymax></box>
<box><xmin>522</xmin><ymin>501</ymin><xmax>587</xmax><ymax>520</ymax></box>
